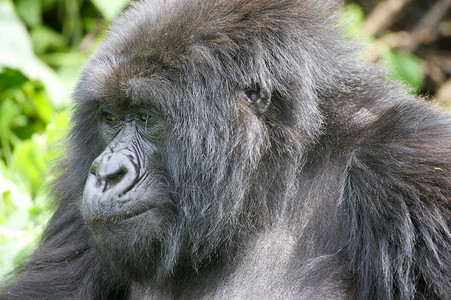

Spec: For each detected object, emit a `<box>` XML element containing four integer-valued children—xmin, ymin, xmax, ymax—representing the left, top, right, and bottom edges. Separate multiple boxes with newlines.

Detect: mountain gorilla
<box><xmin>1</xmin><ymin>0</ymin><xmax>450</xmax><ymax>299</ymax></box>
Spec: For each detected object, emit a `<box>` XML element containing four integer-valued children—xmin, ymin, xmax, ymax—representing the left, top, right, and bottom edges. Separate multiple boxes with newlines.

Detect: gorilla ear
<box><xmin>243</xmin><ymin>83</ymin><xmax>271</xmax><ymax>116</ymax></box>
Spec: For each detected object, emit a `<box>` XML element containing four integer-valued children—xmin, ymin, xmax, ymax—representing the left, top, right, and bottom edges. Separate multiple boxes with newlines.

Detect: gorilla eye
<box><xmin>243</xmin><ymin>83</ymin><xmax>271</xmax><ymax>115</ymax></box>
<box><xmin>140</xmin><ymin>113</ymin><xmax>150</xmax><ymax>123</ymax></box>
<box><xmin>244</xmin><ymin>86</ymin><xmax>261</xmax><ymax>104</ymax></box>
<box><xmin>101</xmin><ymin>112</ymin><xmax>120</xmax><ymax>123</ymax></box>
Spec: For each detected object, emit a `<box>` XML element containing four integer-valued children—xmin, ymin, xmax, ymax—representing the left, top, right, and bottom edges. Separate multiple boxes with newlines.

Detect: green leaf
<box><xmin>0</xmin><ymin>1</ymin><xmax>66</xmax><ymax>107</ymax></box>
<box><xmin>381</xmin><ymin>50</ymin><xmax>424</xmax><ymax>92</ymax></box>
<box><xmin>16</xmin><ymin>0</ymin><xmax>42</xmax><ymax>27</ymax></box>
<box><xmin>339</xmin><ymin>4</ymin><xmax>366</xmax><ymax>39</ymax></box>
<box><xmin>10</xmin><ymin>110</ymin><xmax>69</xmax><ymax>196</ymax></box>
<box><xmin>11</xmin><ymin>139</ymin><xmax>45</xmax><ymax>195</ymax></box>
<box><xmin>30</xmin><ymin>25</ymin><xmax>66</xmax><ymax>54</ymax></box>
<box><xmin>90</xmin><ymin>0</ymin><xmax>129</xmax><ymax>21</ymax></box>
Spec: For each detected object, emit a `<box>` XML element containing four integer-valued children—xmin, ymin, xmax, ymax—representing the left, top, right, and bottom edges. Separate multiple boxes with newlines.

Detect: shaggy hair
<box><xmin>1</xmin><ymin>0</ymin><xmax>450</xmax><ymax>299</ymax></box>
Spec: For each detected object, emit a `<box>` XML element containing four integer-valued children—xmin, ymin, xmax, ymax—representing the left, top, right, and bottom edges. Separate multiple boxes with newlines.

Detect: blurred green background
<box><xmin>0</xmin><ymin>0</ymin><xmax>450</xmax><ymax>277</ymax></box>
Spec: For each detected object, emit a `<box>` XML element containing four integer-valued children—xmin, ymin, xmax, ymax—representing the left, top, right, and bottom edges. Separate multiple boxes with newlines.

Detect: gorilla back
<box><xmin>1</xmin><ymin>0</ymin><xmax>450</xmax><ymax>299</ymax></box>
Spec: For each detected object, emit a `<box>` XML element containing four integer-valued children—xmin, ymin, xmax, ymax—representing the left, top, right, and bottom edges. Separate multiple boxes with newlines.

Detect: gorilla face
<box><xmin>77</xmin><ymin>60</ymin><xmax>276</xmax><ymax>280</ymax></box>
<box><xmin>81</xmin><ymin>102</ymin><xmax>175</xmax><ymax>278</ymax></box>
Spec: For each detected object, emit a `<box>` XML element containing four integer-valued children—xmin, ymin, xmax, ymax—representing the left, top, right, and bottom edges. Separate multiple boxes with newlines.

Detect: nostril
<box><xmin>104</xmin><ymin>168</ymin><xmax>127</xmax><ymax>190</ymax></box>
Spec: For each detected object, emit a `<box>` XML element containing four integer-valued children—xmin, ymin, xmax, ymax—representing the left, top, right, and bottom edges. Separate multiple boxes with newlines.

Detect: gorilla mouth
<box><xmin>84</xmin><ymin>204</ymin><xmax>155</xmax><ymax>225</ymax></box>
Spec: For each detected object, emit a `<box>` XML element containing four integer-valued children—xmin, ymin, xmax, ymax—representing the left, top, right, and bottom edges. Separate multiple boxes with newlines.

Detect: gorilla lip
<box><xmin>84</xmin><ymin>204</ymin><xmax>156</xmax><ymax>224</ymax></box>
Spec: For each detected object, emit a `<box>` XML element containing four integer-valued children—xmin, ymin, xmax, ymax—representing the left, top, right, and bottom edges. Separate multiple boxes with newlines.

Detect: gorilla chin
<box><xmin>86</xmin><ymin>210</ymin><xmax>174</xmax><ymax>282</ymax></box>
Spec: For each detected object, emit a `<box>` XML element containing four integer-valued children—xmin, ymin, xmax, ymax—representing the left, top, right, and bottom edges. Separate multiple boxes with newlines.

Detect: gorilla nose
<box><xmin>89</xmin><ymin>152</ymin><xmax>139</xmax><ymax>196</ymax></box>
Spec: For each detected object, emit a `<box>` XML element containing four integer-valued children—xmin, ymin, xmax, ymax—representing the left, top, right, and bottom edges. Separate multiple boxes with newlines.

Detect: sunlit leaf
<box><xmin>16</xmin><ymin>0</ymin><xmax>42</xmax><ymax>27</ymax></box>
<box><xmin>30</xmin><ymin>25</ymin><xmax>66</xmax><ymax>54</ymax></box>
<box><xmin>381</xmin><ymin>49</ymin><xmax>424</xmax><ymax>92</ymax></box>
<box><xmin>340</xmin><ymin>3</ymin><xmax>365</xmax><ymax>35</ymax></box>
<box><xmin>90</xmin><ymin>0</ymin><xmax>129</xmax><ymax>21</ymax></box>
<box><xmin>0</xmin><ymin>2</ymin><xmax>66</xmax><ymax>107</ymax></box>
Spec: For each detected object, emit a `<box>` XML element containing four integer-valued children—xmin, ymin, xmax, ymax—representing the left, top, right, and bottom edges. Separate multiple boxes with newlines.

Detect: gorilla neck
<box><xmin>129</xmin><ymin>222</ymin><xmax>352</xmax><ymax>299</ymax></box>
<box><xmin>129</xmin><ymin>224</ymin><xmax>296</xmax><ymax>299</ymax></box>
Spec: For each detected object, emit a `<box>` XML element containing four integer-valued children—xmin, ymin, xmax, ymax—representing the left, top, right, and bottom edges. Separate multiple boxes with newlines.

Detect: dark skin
<box><xmin>84</xmin><ymin>108</ymin><xmax>169</xmax><ymax>223</ymax></box>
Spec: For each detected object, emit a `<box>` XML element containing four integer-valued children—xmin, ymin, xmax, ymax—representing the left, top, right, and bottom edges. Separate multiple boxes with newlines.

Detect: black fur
<box><xmin>1</xmin><ymin>0</ymin><xmax>450</xmax><ymax>299</ymax></box>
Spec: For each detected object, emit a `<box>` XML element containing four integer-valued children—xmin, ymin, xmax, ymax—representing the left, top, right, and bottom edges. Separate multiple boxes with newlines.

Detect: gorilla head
<box><xmin>77</xmin><ymin>0</ymin><xmax>325</xmax><ymax>281</ymax></box>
